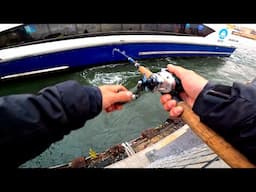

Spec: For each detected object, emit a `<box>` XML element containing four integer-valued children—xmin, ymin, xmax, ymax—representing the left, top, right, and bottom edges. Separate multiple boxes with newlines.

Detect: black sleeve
<box><xmin>0</xmin><ymin>80</ymin><xmax>102</xmax><ymax>167</ymax></box>
<box><xmin>193</xmin><ymin>81</ymin><xmax>256</xmax><ymax>164</ymax></box>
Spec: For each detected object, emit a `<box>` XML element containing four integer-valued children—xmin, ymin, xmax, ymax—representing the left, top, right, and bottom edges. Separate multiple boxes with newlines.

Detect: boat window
<box><xmin>183</xmin><ymin>24</ymin><xmax>215</xmax><ymax>37</ymax></box>
<box><xmin>0</xmin><ymin>24</ymin><xmax>216</xmax><ymax>50</ymax></box>
<box><xmin>26</xmin><ymin>24</ymin><xmax>51</xmax><ymax>40</ymax></box>
<box><xmin>0</xmin><ymin>25</ymin><xmax>34</xmax><ymax>49</ymax></box>
<box><xmin>0</xmin><ymin>24</ymin><xmax>80</xmax><ymax>49</ymax></box>
<box><xmin>157</xmin><ymin>24</ymin><xmax>182</xmax><ymax>33</ymax></box>
<box><xmin>154</xmin><ymin>24</ymin><xmax>214</xmax><ymax>37</ymax></box>
<box><xmin>0</xmin><ymin>24</ymin><xmax>50</xmax><ymax>49</ymax></box>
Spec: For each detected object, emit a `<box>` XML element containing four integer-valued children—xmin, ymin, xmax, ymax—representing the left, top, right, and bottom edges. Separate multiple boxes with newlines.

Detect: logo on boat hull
<box><xmin>219</xmin><ymin>28</ymin><xmax>228</xmax><ymax>40</ymax></box>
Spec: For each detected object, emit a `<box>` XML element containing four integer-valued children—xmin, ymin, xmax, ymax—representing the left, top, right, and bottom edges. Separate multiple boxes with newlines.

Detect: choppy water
<box><xmin>1</xmin><ymin>36</ymin><xmax>256</xmax><ymax>168</ymax></box>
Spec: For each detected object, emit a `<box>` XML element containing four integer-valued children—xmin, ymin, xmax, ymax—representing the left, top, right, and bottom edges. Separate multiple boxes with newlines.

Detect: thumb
<box><xmin>113</xmin><ymin>91</ymin><xmax>133</xmax><ymax>103</ymax></box>
<box><xmin>167</xmin><ymin>64</ymin><xmax>185</xmax><ymax>79</ymax></box>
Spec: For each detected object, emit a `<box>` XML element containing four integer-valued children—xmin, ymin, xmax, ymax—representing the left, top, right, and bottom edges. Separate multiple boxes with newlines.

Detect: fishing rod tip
<box><xmin>112</xmin><ymin>48</ymin><xmax>120</xmax><ymax>56</ymax></box>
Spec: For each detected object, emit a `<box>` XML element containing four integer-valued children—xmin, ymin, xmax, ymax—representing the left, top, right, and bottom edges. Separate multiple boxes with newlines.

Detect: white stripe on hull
<box><xmin>139</xmin><ymin>51</ymin><xmax>231</xmax><ymax>55</ymax></box>
<box><xmin>0</xmin><ymin>66</ymin><xmax>69</xmax><ymax>80</ymax></box>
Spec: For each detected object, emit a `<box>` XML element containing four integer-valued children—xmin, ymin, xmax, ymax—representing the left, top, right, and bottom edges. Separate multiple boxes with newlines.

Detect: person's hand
<box><xmin>99</xmin><ymin>85</ymin><xmax>133</xmax><ymax>113</ymax></box>
<box><xmin>160</xmin><ymin>64</ymin><xmax>208</xmax><ymax>118</ymax></box>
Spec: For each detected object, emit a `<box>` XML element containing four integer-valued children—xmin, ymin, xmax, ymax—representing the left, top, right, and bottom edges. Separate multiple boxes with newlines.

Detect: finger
<box><xmin>112</xmin><ymin>85</ymin><xmax>128</xmax><ymax>92</ymax></box>
<box><xmin>167</xmin><ymin>64</ymin><xmax>186</xmax><ymax>79</ymax></box>
<box><xmin>114</xmin><ymin>91</ymin><xmax>133</xmax><ymax>103</ymax></box>
<box><xmin>170</xmin><ymin>106</ymin><xmax>183</xmax><ymax>117</ymax></box>
<box><xmin>105</xmin><ymin>105</ymin><xmax>114</xmax><ymax>113</ymax></box>
<box><xmin>163</xmin><ymin>99</ymin><xmax>177</xmax><ymax>111</ymax></box>
<box><xmin>115</xmin><ymin>105</ymin><xmax>123</xmax><ymax>110</ymax></box>
<box><xmin>168</xmin><ymin>115</ymin><xmax>181</xmax><ymax>121</ymax></box>
<box><xmin>107</xmin><ymin>104</ymin><xmax>123</xmax><ymax>112</ymax></box>
<box><xmin>160</xmin><ymin>94</ymin><xmax>172</xmax><ymax>104</ymax></box>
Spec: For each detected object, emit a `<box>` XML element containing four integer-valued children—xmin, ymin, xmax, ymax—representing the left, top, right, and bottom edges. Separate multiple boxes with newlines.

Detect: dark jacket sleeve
<box><xmin>0</xmin><ymin>80</ymin><xmax>102</xmax><ymax>167</ymax></box>
<box><xmin>193</xmin><ymin>80</ymin><xmax>256</xmax><ymax>164</ymax></box>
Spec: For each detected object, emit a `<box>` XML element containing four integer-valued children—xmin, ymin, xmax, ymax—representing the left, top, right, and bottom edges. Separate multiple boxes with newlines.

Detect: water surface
<box><xmin>1</xmin><ymin>36</ymin><xmax>255</xmax><ymax>168</ymax></box>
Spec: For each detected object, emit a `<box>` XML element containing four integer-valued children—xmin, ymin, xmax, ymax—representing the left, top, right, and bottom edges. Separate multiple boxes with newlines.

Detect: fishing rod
<box><xmin>112</xmin><ymin>48</ymin><xmax>183</xmax><ymax>98</ymax></box>
<box><xmin>112</xmin><ymin>48</ymin><xmax>256</xmax><ymax>168</ymax></box>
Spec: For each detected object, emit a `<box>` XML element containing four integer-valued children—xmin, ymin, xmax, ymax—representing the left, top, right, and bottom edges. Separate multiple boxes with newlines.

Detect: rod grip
<box><xmin>138</xmin><ymin>66</ymin><xmax>153</xmax><ymax>78</ymax></box>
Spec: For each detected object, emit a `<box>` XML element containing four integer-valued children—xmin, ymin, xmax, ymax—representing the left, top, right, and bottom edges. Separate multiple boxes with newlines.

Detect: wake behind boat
<box><xmin>0</xmin><ymin>24</ymin><xmax>237</xmax><ymax>80</ymax></box>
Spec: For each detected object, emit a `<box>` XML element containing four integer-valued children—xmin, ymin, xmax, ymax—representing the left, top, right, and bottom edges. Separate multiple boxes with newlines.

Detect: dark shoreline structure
<box><xmin>50</xmin><ymin>118</ymin><xmax>185</xmax><ymax>168</ymax></box>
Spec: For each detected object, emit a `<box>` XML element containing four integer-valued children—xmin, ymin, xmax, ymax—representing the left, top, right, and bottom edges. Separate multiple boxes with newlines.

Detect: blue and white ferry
<box><xmin>0</xmin><ymin>24</ymin><xmax>237</xmax><ymax>80</ymax></box>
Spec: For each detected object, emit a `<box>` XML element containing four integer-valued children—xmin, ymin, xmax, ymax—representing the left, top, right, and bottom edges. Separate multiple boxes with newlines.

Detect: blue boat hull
<box><xmin>0</xmin><ymin>42</ymin><xmax>235</xmax><ymax>79</ymax></box>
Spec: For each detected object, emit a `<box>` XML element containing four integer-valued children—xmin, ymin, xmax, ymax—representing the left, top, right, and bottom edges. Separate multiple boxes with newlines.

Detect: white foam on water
<box><xmin>88</xmin><ymin>72</ymin><xmax>131</xmax><ymax>86</ymax></box>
